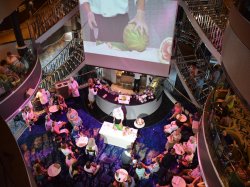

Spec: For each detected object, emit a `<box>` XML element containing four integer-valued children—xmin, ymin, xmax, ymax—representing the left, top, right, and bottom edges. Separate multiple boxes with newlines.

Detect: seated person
<box><xmin>113</xmin><ymin>107</ymin><xmax>124</xmax><ymax>130</ymax></box>
<box><xmin>164</xmin><ymin>121</ymin><xmax>178</xmax><ymax>135</ymax></box>
<box><xmin>60</xmin><ymin>143</ymin><xmax>74</xmax><ymax>157</ymax></box>
<box><xmin>51</xmin><ymin>121</ymin><xmax>67</xmax><ymax>135</ymax></box>
<box><xmin>180</xmin><ymin>166</ymin><xmax>201</xmax><ymax>184</ymax></box>
<box><xmin>85</xmin><ymin>138</ymin><xmax>98</xmax><ymax>158</ymax></box>
<box><xmin>178</xmin><ymin>151</ymin><xmax>194</xmax><ymax>169</ymax></box>
<box><xmin>57</xmin><ymin>94</ymin><xmax>67</xmax><ymax>113</ymax></box>
<box><xmin>165</xmin><ymin>128</ymin><xmax>182</xmax><ymax>151</ymax></box>
<box><xmin>84</xmin><ymin>161</ymin><xmax>100</xmax><ymax>175</ymax></box>
<box><xmin>65</xmin><ymin>154</ymin><xmax>77</xmax><ymax>168</ymax></box>
<box><xmin>67</xmin><ymin>107</ymin><xmax>83</xmax><ymax>128</ymax></box>
<box><xmin>183</xmin><ymin>136</ymin><xmax>197</xmax><ymax>154</ymax></box>
<box><xmin>135</xmin><ymin>163</ymin><xmax>150</xmax><ymax>180</ymax></box>
<box><xmin>141</xmin><ymin>157</ymin><xmax>160</xmax><ymax>174</ymax></box>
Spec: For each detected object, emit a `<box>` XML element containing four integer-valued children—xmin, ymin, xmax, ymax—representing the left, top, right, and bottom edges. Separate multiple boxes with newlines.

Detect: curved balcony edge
<box><xmin>0</xmin><ymin>116</ymin><xmax>37</xmax><ymax>187</ymax></box>
<box><xmin>197</xmin><ymin>92</ymin><xmax>224</xmax><ymax>187</ymax></box>
<box><xmin>0</xmin><ymin>53</ymin><xmax>42</xmax><ymax>121</ymax></box>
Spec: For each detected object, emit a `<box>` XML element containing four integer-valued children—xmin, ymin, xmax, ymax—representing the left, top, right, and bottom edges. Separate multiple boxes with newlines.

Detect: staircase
<box><xmin>28</xmin><ymin>0</ymin><xmax>79</xmax><ymax>41</ymax></box>
<box><xmin>182</xmin><ymin>0</ymin><xmax>231</xmax><ymax>53</ymax></box>
<box><xmin>41</xmin><ymin>38</ymin><xmax>85</xmax><ymax>90</ymax></box>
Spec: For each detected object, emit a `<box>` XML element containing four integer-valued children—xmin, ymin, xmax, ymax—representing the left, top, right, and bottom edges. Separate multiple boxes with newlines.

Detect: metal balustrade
<box><xmin>182</xmin><ymin>0</ymin><xmax>231</xmax><ymax>53</ymax></box>
<box><xmin>42</xmin><ymin>39</ymin><xmax>78</xmax><ymax>75</ymax></box>
<box><xmin>40</xmin><ymin>39</ymin><xmax>85</xmax><ymax>90</ymax></box>
<box><xmin>28</xmin><ymin>0</ymin><xmax>78</xmax><ymax>39</ymax></box>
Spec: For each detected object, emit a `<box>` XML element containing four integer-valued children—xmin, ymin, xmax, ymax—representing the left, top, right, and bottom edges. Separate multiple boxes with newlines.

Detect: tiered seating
<box><xmin>28</xmin><ymin>0</ymin><xmax>79</xmax><ymax>39</ymax></box>
<box><xmin>183</xmin><ymin>0</ymin><xmax>230</xmax><ymax>52</ymax></box>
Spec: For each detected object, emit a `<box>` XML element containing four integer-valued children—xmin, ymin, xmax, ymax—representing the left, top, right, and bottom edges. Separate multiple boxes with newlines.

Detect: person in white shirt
<box><xmin>88</xmin><ymin>84</ymin><xmax>98</xmax><ymax>109</ymax></box>
<box><xmin>81</xmin><ymin>0</ymin><xmax>147</xmax><ymax>42</ymax></box>
<box><xmin>36</xmin><ymin>88</ymin><xmax>49</xmax><ymax>107</ymax></box>
<box><xmin>68</xmin><ymin>77</ymin><xmax>81</xmax><ymax>107</ymax></box>
<box><xmin>113</xmin><ymin>107</ymin><xmax>124</xmax><ymax>130</ymax></box>
<box><xmin>133</xmin><ymin>73</ymin><xmax>141</xmax><ymax>93</ymax></box>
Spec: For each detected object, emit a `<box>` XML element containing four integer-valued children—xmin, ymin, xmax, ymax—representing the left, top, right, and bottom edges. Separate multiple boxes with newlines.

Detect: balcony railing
<box><xmin>28</xmin><ymin>0</ymin><xmax>78</xmax><ymax>39</ymax></box>
<box><xmin>182</xmin><ymin>0</ymin><xmax>231</xmax><ymax>53</ymax></box>
<box><xmin>0</xmin><ymin>49</ymin><xmax>36</xmax><ymax>101</ymax></box>
<box><xmin>41</xmin><ymin>39</ymin><xmax>85</xmax><ymax>90</ymax></box>
<box><xmin>199</xmin><ymin>85</ymin><xmax>250</xmax><ymax>186</ymax></box>
<box><xmin>0</xmin><ymin>49</ymin><xmax>42</xmax><ymax>121</ymax></box>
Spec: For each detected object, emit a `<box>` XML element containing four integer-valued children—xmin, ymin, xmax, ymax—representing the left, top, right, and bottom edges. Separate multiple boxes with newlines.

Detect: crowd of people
<box><xmin>0</xmin><ymin>51</ymin><xmax>27</xmax><ymax>97</ymax></box>
<box><xmin>17</xmin><ymin>76</ymin><xmax>205</xmax><ymax>187</ymax></box>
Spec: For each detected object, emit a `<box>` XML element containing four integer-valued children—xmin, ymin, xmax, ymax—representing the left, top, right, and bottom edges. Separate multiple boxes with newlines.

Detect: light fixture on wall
<box><xmin>64</xmin><ymin>32</ymin><xmax>73</xmax><ymax>41</ymax></box>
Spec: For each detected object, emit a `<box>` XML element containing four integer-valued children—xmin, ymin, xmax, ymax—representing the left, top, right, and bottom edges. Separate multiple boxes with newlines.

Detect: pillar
<box><xmin>10</xmin><ymin>10</ymin><xmax>28</xmax><ymax>56</ymax></box>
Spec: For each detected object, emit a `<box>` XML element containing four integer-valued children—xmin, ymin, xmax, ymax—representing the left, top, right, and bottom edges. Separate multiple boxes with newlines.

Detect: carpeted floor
<box><xmin>18</xmin><ymin>90</ymin><xmax>174</xmax><ymax>187</ymax></box>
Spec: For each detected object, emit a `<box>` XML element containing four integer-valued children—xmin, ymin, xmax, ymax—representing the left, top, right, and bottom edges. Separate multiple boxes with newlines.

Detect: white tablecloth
<box><xmin>99</xmin><ymin>121</ymin><xmax>138</xmax><ymax>149</ymax></box>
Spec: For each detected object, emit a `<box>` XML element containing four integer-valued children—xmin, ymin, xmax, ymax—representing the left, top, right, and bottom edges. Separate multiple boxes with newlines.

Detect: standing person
<box><xmin>88</xmin><ymin>84</ymin><xmax>98</xmax><ymax>109</ymax></box>
<box><xmin>81</xmin><ymin>0</ymin><xmax>148</xmax><ymax>42</ymax></box>
<box><xmin>35</xmin><ymin>88</ymin><xmax>50</xmax><ymax>110</ymax></box>
<box><xmin>112</xmin><ymin>107</ymin><xmax>124</xmax><ymax>130</ymax></box>
<box><xmin>66</xmin><ymin>108</ymin><xmax>83</xmax><ymax>128</ymax></box>
<box><xmin>85</xmin><ymin>138</ymin><xmax>98</xmax><ymax>160</ymax></box>
<box><xmin>68</xmin><ymin>77</ymin><xmax>81</xmax><ymax>106</ymax></box>
<box><xmin>133</xmin><ymin>73</ymin><xmax>141</xmax><ymax>93</ymax></box>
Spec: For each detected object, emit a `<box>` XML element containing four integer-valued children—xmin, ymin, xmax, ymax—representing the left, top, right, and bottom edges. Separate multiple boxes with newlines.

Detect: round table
<box><xmin>172</xmin><ymin>176</ymin><xmax>186</xmax><ymax>187</ymax></box>
<box><xmin>115</xmin><ymin>168</ymin><xmax>128</xmax><ymax>183</ymax></box>
<box><xmin>49</xmin><ymin>105</ymin><xmax>59</xmax><ymax>113</ymax></box>
<box><xmin>176</xmin><ymin>114</ymin><xmax>187</xmax><ymax>122</ymax></box>
<box><xmin>134</xmin><ymin>121</ymin><xmax>145</xmax><ymax>129</ymax></box>
<box><xmin>76</xmin><ymin>136</ymin><xmax>88</xmax><ymax>148</ymax></box>
<box><xmin>47</xmin><ymin>163</ymin><xmax>61</xmax><ymax>177</ymax></box>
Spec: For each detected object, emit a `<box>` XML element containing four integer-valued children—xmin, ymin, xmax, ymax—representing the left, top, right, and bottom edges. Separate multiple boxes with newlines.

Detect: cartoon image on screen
<box><xmin>79</xmin><ymin>0</ymin><xmax>177</xmax><ymax>64</ymax></box>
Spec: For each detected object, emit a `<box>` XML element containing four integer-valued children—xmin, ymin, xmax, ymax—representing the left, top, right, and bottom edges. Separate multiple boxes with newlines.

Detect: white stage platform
<box><xmin>99</xmin><ymin>121</ymin><xmax>138</xmax><ymax>149</ymax></box>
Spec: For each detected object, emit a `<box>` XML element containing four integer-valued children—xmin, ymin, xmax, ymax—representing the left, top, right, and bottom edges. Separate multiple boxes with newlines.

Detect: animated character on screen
<box><xmin>81</xmin><ymin>0</ymin><xmax>149</xmax><ymax>52</ymax></box>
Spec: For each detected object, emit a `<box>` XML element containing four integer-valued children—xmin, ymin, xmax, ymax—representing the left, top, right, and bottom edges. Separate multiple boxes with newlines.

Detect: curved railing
<box><xmin>42</xmin><ymin>39</ymin><xmax>78</xmax><ymax>75</ymax></box>
<box><xmin>28</xmin><ymin>0</ymin><xmax>78</xmax><ymax>39</ymax></box>
<box><xmin>0</xmin><ymin>49</ymin><xmax>42</xmax><ymax>121</ymax></box>
<box><xmin>41</xmin><ymin>39</ymin><xmax>85</xmax><ymax>90</ymax></box>
<box><xmin>199</xmin><ymin>87</ymin><xmax>250</xmax><ymax>187</ymax></box>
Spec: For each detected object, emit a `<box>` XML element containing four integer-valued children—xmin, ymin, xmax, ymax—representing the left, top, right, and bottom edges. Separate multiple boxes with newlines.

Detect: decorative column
<box><xmin>10</xmin><ymin>10</ymin><xmax>28</xmax><ymax>56</ymax></box>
